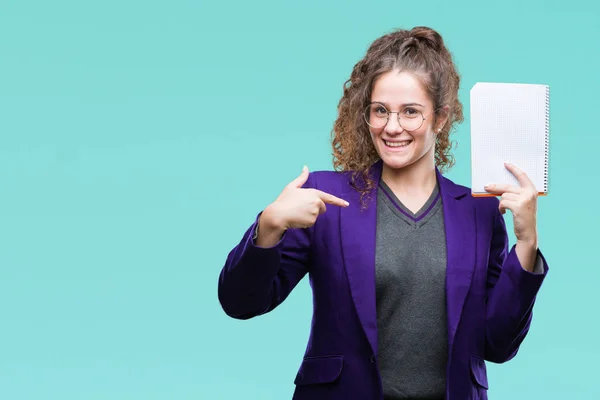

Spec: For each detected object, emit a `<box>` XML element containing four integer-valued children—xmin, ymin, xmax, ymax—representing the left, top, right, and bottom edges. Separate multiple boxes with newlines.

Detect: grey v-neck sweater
<box><xmin>375</xmin><ymin>180</ymin><xmax>448</xmax><ymax>400</ymax></box>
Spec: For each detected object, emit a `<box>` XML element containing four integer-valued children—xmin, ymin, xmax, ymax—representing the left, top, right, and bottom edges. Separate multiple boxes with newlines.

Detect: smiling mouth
<box><xmin>384</xmin><ymin>139</ymin><xmax>412</xmax><ymax>148</ymax></box>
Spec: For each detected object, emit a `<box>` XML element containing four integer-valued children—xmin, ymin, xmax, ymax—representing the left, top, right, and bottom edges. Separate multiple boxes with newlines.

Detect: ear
<box><xmin>434</xmin><ymin>105</ymin><xmax>450</xmax><ymax>133</ymax></box>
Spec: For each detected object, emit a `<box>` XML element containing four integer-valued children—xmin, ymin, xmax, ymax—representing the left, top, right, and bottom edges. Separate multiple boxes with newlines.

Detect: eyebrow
<box><xmin>372</xmin><ymin>101</ymin><xmax>425</xmax><ymax>108</ymax></box>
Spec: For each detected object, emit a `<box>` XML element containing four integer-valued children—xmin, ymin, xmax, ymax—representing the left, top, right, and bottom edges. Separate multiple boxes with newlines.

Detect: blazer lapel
<box><xmin>436</xmin><ymin>169</ymin><xmax>477</xmax><ymax>353</ymax></box>
<box><xmin>339</xmin><ymin>161</ymin><xmax>382</xmax><ymax>357</ymax></box>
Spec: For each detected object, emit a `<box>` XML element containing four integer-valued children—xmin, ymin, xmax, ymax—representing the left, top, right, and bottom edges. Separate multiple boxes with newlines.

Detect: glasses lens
<box><xmin>364</xmin><ymin>103</ymin><xmax>388</xmax><ymax>128</ymax></box>
<box><xmin>399</xmin><ymin>110</ymin><xmax>424</xmax><ymax>131</ymax></box>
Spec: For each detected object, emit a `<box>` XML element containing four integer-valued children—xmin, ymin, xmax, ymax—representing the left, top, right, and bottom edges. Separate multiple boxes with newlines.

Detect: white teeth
<box><xmin>385</xmin><ymin>140</ymin><xmax>411</xmax><ymax>148</ymax></box>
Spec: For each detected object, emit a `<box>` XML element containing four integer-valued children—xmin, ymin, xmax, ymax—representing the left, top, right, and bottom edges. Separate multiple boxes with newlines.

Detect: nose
<box><xmin>384</xmin><ymin>112</ymin><xmax>405</xmax><ymax>135</ymax></box>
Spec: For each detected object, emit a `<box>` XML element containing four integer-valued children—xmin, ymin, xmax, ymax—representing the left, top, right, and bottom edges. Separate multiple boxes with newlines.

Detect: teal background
<box><xmin>0</xmin><ymin>0</ymin><xmax>597</xmax><ymax>398</ymax></box>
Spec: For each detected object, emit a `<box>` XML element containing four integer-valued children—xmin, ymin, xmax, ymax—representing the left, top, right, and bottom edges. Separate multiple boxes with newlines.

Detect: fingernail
<box><xmin>484</xmin><ymin>183</ymin><xmax>493</xmax><ymax>188</ymax></box>
<box><xmin>303</xmin><ymin>165</ymin><xmax>308</xmax><ymax>172</ymax></box>
<box><xmin>344</xmin><ymin>201</ymin><xmax>350</xmax><ymax>206</ymax></box>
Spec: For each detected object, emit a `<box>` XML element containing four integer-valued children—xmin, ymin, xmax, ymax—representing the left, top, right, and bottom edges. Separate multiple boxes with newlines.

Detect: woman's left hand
<box><xmin>484</xmin><ymin>162</ymin><xmax>538</xmax><ymax>248</ymax></box>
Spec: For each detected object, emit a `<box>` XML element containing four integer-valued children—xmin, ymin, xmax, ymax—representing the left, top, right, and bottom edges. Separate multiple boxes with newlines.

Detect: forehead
<box><xmin>371</xmin><ymin>70</ymin><xmax>431</xmax><ymax>106</ymax></box>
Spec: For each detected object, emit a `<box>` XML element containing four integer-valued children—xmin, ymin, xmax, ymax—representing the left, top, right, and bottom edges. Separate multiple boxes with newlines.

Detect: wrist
<box><xmin>254</xmin><ymin>205</ymin><xmax>287</xmax><ymax>248</ymax></box>
<box><xmin>517</xmin><ymin>227</ymin><xmax>538</xmax><ymax>248</ymax></box>
<box><xmin>517</xmin><ymin>237</ymin><xmax>538</xmax><ymax>251</ymax></box>
<box><xmin>515</xmin><ymin>238</ymin><xmax>539</xmax><ymax>272</ymax></box>
<box><xmin>260</xmin><ymin>204</ymin><xmax>287</xmax><ymax>234</ymax></box>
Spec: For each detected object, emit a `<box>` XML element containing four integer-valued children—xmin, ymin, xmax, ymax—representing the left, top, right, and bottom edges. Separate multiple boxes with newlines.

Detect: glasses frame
<box><xmin>363</xmin><ymin>102</ymin><xmax>441</xmax><ymax>131</ymax></box>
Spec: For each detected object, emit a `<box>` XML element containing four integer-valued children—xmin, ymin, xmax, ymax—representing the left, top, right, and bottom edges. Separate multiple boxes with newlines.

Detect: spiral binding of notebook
<box><xmin>543</xmin><ymin>85</ymin><xmax>550</xmax><ymax>194</ymax></box>
<box><xmin>470</xmin><ymin>82</ymin><xmax>550</xmax><ymax>197</ymax></box>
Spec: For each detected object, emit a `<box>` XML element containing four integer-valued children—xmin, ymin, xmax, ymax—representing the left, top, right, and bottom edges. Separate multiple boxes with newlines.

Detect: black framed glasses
<box><xmin>363</xmin><ymin>102</ymin><xmax>438</xmax><ymax>131</ymax></box>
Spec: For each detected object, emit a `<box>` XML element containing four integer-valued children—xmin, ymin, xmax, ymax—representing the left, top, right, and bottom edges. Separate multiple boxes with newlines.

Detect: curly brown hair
<box><xmin>331</xmin><ymin>26</ymin><xmax>464</xmax><ymax>205</ymax></box>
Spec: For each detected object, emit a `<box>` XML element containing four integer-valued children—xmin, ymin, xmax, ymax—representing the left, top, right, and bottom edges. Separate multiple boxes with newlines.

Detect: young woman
<box><xmin>218</xmin><ymin>26</ymin><xmax>548</xmax><ymax>400</ymax></box>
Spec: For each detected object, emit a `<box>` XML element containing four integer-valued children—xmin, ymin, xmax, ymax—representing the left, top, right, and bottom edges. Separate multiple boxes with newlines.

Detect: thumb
<box><xmin>288</xmin><ymin>165</ymin><xmax>310</xmax><ymax>188</ymax></box>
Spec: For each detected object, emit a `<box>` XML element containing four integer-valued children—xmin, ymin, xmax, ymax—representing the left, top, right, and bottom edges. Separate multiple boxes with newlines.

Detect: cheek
<box><xmin>413</xmin><ymin>127</ymin><xmax>432</xmax><ymax>142</ymax></box>
<box><xmin>369</xmin><ymin>127</ymin><xmax>382</xmax><ymax>141</ymax></box>
<box><xmin>412</xmin><ymin>129</ymin><xmax>437</xmax><ymax>151</ymax></box>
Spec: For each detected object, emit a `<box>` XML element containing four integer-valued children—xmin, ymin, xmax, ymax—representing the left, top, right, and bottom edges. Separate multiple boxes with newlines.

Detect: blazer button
<box><xmin>370</xmin><ymin>354</ymin><xmax>376</xmax><ymax>363</ymax></box>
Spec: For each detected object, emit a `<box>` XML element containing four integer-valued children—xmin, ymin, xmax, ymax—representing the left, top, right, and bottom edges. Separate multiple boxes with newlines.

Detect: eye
<box><xmin>371</xmin><ymin>105</ymin><xmax>388</xmax><ymax>117</ymax></box>
<box><xmin>402</xmin><ymin>108</ymin><xmax>420</xmax><ymax>118</ymax></box>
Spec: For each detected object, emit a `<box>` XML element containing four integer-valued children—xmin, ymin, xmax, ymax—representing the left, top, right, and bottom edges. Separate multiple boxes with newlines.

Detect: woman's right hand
<box><xmin>256</xmin><ymin>166</ymin><xmax>349</xmax><ymax>247</ymax></box>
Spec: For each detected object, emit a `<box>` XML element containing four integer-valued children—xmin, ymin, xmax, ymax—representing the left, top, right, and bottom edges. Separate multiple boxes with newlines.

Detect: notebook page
<box><xmin>470</xmin><ymin>82</ymin><xmax>549</xmax><ymax>195</ymax></box>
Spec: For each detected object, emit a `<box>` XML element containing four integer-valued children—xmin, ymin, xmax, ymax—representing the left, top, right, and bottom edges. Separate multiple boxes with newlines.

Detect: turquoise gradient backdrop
<box><xmin>1</xmin><ymin>0</ymin><xmax>598</xmax><ymax>398</ymax></box>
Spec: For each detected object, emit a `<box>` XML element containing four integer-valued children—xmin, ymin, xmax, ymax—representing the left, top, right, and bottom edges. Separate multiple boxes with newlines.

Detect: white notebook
<box><xmin>470</xmin><ymin>82</ymin><xmax>550</xmax><ymax>196</ymax></box>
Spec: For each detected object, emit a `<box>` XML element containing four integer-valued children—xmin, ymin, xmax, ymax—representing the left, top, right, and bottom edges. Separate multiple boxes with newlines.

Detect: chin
<box><xmin>377</xmin><ymin>145</ymin><xmax>417</xmax><ymax>170</ymax></box>
<box><xmin>380</xmin><ymin>155</ymin><xmax>415</xmax><ymax>170</ymax></box>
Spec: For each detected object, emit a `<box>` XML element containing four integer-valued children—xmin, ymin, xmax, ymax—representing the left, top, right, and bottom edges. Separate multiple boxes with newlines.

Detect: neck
<box><xmin>381</xmin><ymin>155</ymin><xmax>437</xmax><ymax>196</ymax></box>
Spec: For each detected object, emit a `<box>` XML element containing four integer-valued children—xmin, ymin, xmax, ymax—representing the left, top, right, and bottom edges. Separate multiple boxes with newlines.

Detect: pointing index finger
<box><xmin>315</xmin><ymin>190</ymin><xmax>350</xmax><ymax>207</ymax></box>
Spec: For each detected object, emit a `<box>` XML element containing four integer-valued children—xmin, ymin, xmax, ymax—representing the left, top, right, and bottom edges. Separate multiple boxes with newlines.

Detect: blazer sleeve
<box><xmin>484</xmin><ymin>206</ymin><xmax>549</xmax><ymax>363</ymax></box>
<box><xmin>217</xmin><ymin>174</ymin><xmax>315</xmax><ymax>320</ymax></box>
